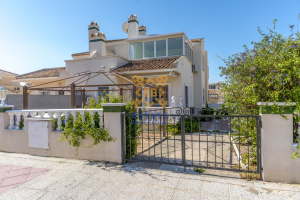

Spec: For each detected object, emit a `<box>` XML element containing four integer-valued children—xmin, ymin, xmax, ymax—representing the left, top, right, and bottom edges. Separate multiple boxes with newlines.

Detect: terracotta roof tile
<box><xmin>112</xmin><ymin>57</ymin><xmax>179</xmax><ymax>72</ymax></box>
<box><xmin>16</xmin><ymin>67</ymin><xmax>65</xmax><ymax>80</ymax></box>
<box><xmin>190</xmin><ymin>38</ymin><xmax>203</xmax><ymax>42</ymax></box>
<box><xmin>0</xmin><ymin>69</ymin><xmax>18</xmax><ymax>76</ymax></box>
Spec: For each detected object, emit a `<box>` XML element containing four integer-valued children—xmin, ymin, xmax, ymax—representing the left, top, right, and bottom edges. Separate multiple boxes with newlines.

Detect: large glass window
<box><xmin>144</xmin><ymin>41</ymin><xmax>154</xmax><ymax>58</ymax></box>
<box><xmin>168</xmin><ymin>37</ymin><xmax>183</xmax><ymax>56</ymax></box>
<box><xmin>184</xmin><ymin>39</ymin><xmax>193</xmax><ymax>62</ymax></box>
<box><xmin>156</xmin><ymin>40</ymin><xmax>166</xmax><ymax>57</ymax></box>
<box><xmin>129</xmin><ymin>43</ymin><xmax>143</xmax><ymax>60</ymax></box>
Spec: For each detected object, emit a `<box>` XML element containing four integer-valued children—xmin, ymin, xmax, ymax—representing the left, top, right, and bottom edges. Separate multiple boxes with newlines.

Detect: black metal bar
<box><xmin>222</xmin><ymin>117</ymin><xmax>224</xmax><ymax>169</ymax></box>
<box><xmin>160</xmin><ymin>115</ymin><xmax>162</xmax><ymax>162</ymax></box>
<box><xmin>215</xmin><ymin>117</ymin><xmax>217</xmax><ymax>168</ymax></box>
<box><xmin>191</xmin><ymin>116</ymin><xmax>193</xmax><ymax>166</ymax></box>
<box><xmin>148</xmin><ymin>114</ymin><xmax>150</xmax><ymax>161</ymax></box>
<box><xmin>129</xmin><ymin>115</ymin><xmax>132</xmax><ymax>159</ymax></box>
<box><xmin>199</xmin><ymin>116</ymin><xmax>201</xmax><ymax>167</ymax></box>
<box><xmin>247</xmin><ymin>117</ymin><xmax>249</xmax><ymax>173</ymax></box>
<box><xmin>174</xmin><ymin>116</ymin><xmax>176</xmax><ymax>164</ymax></box>
<box><xmin>167</xmin><ymin>116</ymin><xmax>169</xmax><ymax>163</ymax></box>
<box><xmin>181</xmin><ymin>116</ymin><xmax>186</xmax><ymax>171</ymax></box>
<box><xmin>238</xmin><ymin>117</ymin><xmax>241</xmax><ymax>171</ymax></box>
<box><xmin>206</xmin><ymin>116</ymin><xmax>209</xmax><ymax>167</ymax></box>
<box><xmin>230</xmin><ymin>117</ymin><xmax>232</xmax><ymax>166</ymax></box>
<box><xmin>153</xmin><ymin>114</ymin><xmax>156</xmax><ymax>162</ymax></box>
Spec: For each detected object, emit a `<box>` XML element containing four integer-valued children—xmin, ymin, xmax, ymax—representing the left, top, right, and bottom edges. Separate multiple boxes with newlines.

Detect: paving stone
<box><xmin>176</xmin><ymin>178</ymin><xmax>203</xmax><ymax>191</ymax></box>
<box><xmin>0</xmin><ymin>151</ymin><xmax>299</xmax><ymax>199</ymax></box>
<box><xmin>63</xmin><ymin>179</ymin><xmax>107</xmax><ymax>199</ymax></box>
<box><xmin>172</xmin><ymin>189</ymin><xmax>202</xmax><ymax>200</ymax></box>
<box><xmin>201</xmin><ymin>181</ymin><xmax>229</xmax><ymax>196</ymax></box>
<box><xmin>202</xmin><ymin>193</ymin><xmax>230</xmax><ymax>199</ymax></box>
<box><xmin>0</xmin><ymin>187</ymin><xmax>41</xmax><ymax>200</ymax></box>
<box><xmin>229</xmin><ymin>185</ymin><xmax>260</xmax><ymax>199</ymax></box>
<box><xmin>88</xmin><ymin>188</ymin><xmax>120</xmax><ymax>200</ymax></box>
<box><xmin>143</xmin><ymin>186</ymin><xmax>174</xmax><ymax>199</ymax></box>
<box><xmin>153</xmin><ymin>175</ymin><xmax>180</xmax><ymax>189</ymax></box>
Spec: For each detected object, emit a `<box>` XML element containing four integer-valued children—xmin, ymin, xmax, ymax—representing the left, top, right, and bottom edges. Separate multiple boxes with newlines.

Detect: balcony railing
<box><xmin>5</xmin><ymin>109</ymin><xmax>104</xmax><ymax>131</ymax></box>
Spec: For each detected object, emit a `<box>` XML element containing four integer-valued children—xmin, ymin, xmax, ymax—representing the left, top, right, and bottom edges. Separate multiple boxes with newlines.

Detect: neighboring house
<box><xmin>13</xmin><ymin>67</ymin><xmax>66</xmax><ymax>95</ymax></box>
<box><xmin>0</xmin><ymin>69</ymin><xmax>19</xmax><ymax>94</ymax></box>
<box><xmin>208</xmin><ymin>82</ymin><xmax>224</xmax><ymax>104</ymax></box>
<box><xmin>14</xmin><ymin>14</ymin><xmax>209</xmax><ymax>108</ymax></box>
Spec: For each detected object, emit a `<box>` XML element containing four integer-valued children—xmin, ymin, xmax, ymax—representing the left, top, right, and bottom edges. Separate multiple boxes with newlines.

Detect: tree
<box><xmin>218</xmin><ymin>17</ymin><xmax>300</xmax><ymax>159</ymax></box>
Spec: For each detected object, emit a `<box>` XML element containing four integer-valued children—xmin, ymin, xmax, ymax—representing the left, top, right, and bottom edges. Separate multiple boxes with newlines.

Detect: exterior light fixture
<box><xmin>0</xmin><ymin>85</ymin><xmax>8</xmax><ymax>106</ymax></box>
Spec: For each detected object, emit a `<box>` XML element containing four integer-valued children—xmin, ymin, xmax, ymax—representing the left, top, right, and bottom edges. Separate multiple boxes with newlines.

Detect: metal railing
<box><xmin>122</xmin><ymin>113</ymin><xmax>262</xmax><ymax>176</ymax></box>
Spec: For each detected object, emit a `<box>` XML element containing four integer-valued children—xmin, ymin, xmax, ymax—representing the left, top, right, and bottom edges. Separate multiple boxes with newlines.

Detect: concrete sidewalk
<box><xmin>0</xmin><ymin>151</ymin><xmax>299</xmax><ymax>199</ymax></box>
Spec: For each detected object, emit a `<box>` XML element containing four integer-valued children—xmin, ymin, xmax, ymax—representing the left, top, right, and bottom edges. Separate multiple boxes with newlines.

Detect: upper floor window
<box><xmin>209</xmin><ymin>85</ymin><xmax>216</xmax><ymax>89</ymax></box>
<box><xmin>168</xmin><ymin>37</ymin><xmax>183</xmax><ymax>56</ymax></box>
<box><xmin>129</xmin><ymin>43</ymin><xmax>143</xmax><ymax>60</ymax></box>
<box><xmin>156</xmin><ymin>40</ymin><xmax>166</xmax><ymax>57</ymax></box>
<box><xmin>129</xmin><ymin>37</ymin><xmax>187</xmax><ymax>60</ymax></box>
<box><xmin>184</xmin><ymin>38</ymin><xmax>193</xmax><ymax>62</ymax></box>
<box><xmin>144</xmin><ymin>41</ymin><xmax>154</xmax><ymax>58</ymax></box>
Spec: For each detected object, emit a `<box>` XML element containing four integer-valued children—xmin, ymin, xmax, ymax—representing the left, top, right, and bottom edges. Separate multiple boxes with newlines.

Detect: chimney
<box><xmin>88</xmin><ymin>21</ymin><xmax>99</xmax><ymax>38</ymax></box>
<box><xmin>139</xmin><ymin>25</ymin><xmax>146</xmax><ymax>35</ymax></box>
<box><xmin>89</xmin><ymin>30</ymin><xmax>106</xmax><ymax>57</ymax></box>
<box><xmin>128</xmin><ymin>14</ymin><xmax>139</xmax><ymax>39</ymax></box>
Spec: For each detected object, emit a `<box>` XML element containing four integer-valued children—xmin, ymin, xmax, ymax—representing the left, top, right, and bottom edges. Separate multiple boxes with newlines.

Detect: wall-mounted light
<box><xmin>0</xmin><ymin>85</ymin><xmax>8</xmax><ymax>106</ymax></box>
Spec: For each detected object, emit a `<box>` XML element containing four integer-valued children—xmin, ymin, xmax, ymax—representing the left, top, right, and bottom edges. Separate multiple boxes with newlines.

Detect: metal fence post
<box><xmin>23</xmin><ymin>85</ymin><xmax>28</xmax><ymax>110</ymax></box>
<box><xmin>181</xmin><ymin>116</ymin><xmax>186</xmax><ymax>171</ymax></box>
<box><xmin>71</xmin><ymin>83</ymin><xmax>76</xmax><ymax>108</ymax></box>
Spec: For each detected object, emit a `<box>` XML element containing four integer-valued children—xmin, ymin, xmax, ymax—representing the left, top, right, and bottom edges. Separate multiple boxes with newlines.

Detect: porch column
<box><xmin>258</xmin><ymin>102</ymin><xmax>300</xmax><ymax>183</ymax></box>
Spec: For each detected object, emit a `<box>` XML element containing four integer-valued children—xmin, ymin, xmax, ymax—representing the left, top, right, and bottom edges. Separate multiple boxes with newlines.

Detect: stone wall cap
<box><xmin>257</xmin><ymin>102</ymin><xmax>296</xmax><ymax>106</ymax></box>
<box><xmin>102</xmin><ymin>103</ymin><xmax>127</xmax><ymax>106</ymax></box>
<box><xmin>0</xmin><ymin>105</ymin><xmax>14</xmax><ymax>108</ymax></box>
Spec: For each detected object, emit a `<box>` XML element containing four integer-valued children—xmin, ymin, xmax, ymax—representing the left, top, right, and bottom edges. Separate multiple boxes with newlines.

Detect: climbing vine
<box><xmin>59</xmin><ymin>112</ymin><xmax>114</xmax><ymax>155</ymax></box>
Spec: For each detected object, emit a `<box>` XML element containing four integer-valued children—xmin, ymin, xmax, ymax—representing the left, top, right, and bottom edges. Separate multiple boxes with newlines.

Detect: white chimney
<box><xmin>139</xmin><ymin>25</ymin><xmax>146</xmax><ymax>35</ymax></box>
<box><xmin>128</xmin><ymin>14</ymin><xmax>139</xmax><ymax>39</ymax></box>
<box><xmin>88</xmin><ymin>21</ymin><xmax>99</xmax><ymax>39</ymax></box>
<box><xmin>89</xmin><ymin>31</ymin><xmax>107</xmax><ymax>57</ymax></box>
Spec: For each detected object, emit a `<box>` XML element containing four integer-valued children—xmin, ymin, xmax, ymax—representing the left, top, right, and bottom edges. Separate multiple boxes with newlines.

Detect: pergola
<box><xmin>21</xmin><ymin>70</ymin><xmax>167</xmax><ymax>109</ymax></box>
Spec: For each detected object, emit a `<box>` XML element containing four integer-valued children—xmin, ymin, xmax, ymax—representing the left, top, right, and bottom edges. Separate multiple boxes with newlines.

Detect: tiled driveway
<box><xmin>0</xmin><ymin>151</ymin><xmax>299</xmax><ymax>199</ymax></box>
<box><xmin>0</xmin><ymin>164</ymin><xmax>50</xmax><ymax>194</ymax></box>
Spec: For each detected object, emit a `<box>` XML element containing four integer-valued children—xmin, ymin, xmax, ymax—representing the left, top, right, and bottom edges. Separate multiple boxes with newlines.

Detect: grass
<box><xmin>194</xmin><ymin>168</ymin><xmax>205</xmax><ymax>173</ymax></box>
<box><xmin>240</xmin><ymin>172</ymin><xmax>260</xmax><ymax>181</ymax></box>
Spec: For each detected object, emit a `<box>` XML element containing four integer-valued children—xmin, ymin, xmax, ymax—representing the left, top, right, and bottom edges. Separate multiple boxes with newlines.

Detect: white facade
<box><xmin>15</xmin><ymin>14</ymin><xmax>209</xmax><ymax>108</ymax></box>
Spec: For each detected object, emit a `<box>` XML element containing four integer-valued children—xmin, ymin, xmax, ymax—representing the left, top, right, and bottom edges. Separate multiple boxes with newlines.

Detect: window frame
<box><xmin>144</xmin><ymin>41</ymin><xmax>155</xmax><ymax>58</ymax></box>
<box><xmin>143</xmin><ymin>83</ymin><xmax>171</xmax><ymax>107</ymax></box>
<box><xmin>129</xmin><ymin>37</ymin><xmax>189</xmax><ymax>60</ymax></box>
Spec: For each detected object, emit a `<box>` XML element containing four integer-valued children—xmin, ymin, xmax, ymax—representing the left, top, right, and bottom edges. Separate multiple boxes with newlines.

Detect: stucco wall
<box><xmin>0</xmin><ymin>112</ymin><xmax>123</xmax><ymax>163</ymax></box>
<box><xmin>65</xmin><ymin>56</ymin><xmax>129</xmax><ymax>100</ymax></box>
<box><xmin>192</xmin><ymin>41</ymin><xmax>206</xmax><ymax>108</ymax></box>
<box><xmin>261</xmin><ymin>114</ymin><xmax>300</xmax><ymax>183</ymax></box>
<box><xmin>177</xmin><ymin>57</ymin><xmax>194</xmax><ymax>107</ymax></box>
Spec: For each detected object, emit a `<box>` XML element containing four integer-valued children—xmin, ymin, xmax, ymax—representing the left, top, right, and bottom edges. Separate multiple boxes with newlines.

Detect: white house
<box><xmin>14</xmin><ymin>14</ymin><xmax>209</xmax><ymax>108</ymax></box>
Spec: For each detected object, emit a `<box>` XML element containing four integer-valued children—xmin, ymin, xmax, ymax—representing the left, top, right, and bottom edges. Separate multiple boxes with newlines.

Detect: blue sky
<box><xmin>0</xmin><ymin>0</ymin><xmax>299</xmax><ymax>83</ymax></box>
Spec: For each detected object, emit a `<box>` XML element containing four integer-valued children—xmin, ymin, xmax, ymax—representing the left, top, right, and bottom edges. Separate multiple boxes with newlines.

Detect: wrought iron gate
<box><xmin>121</xmin><ymin>112</ymin><xmax>262</xmax><ymax>176</ymax></box>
